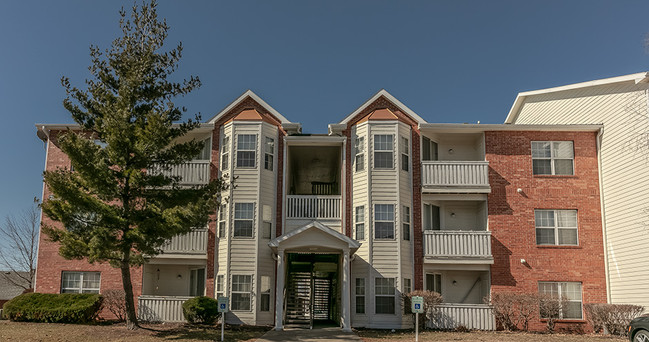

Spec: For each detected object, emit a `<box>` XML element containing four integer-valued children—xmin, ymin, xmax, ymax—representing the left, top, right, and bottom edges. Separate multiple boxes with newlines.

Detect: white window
<box><xmin>262</xmin><ymin>205</ymin><xmax>272</xmax><ymax>239</ymax></box>
<box><xmin>426</xmin><ymin>273</ymin><xmax>442</xmax><ymax>294</ymax></box>
<box><xmin>532</xmin><ymin>141</ymin><xmax>574</xmax><ymax>175</ymax></box>
<box><xmin>400</xmin><ymin>136</ymin><xmax>409</xmax><ymax>171</ymax></box>
<box><xmin>535</xmin><ymin>209</ymin><xmax>578</xmax><ymax>245</ymax></box>
<box><xmin>234</xmin><ymin>203</ymin><xmax>254</xmax><ymax>237</ymax></box>
<box><xmin>221</xmin><ymin>136</ymin><xmax>230</xmax><ymax>170</ymax></box>
<box><xmin>373</xmin><ymin>135</ymin><xmax>393</xmax><ymax>169</ymax></box>
<box><xmin>355</xmin><ymin>278</ymin><xmax>365</xmax><ymax>314</ymax></box>
<box><xmin>355</xmin><ymin>206</ymin><xmax>365</xmax><ymax>240</ymax></box>
<box><xmin>375</xmin><ymin>278</ymin><xmax>395</xmax><ymax>314</ymax></box>
<box><xmin>260</xmin><ymin>275</ymin><xmax>271</xmax><ymax>312</ymax></box>
<box><xmin>189</xmin><ymin>268</ymin><xmax>205</xmax><ymax>296</ymax></box>
<box><xmin>231</xmin><ymin>275</ymin><xmax>252</xmax><ymax>311</ymax></box>
<box><xmin>264</xmin><ymin>137</ymin><xmax>274</xmax><ymax>171</ymax></box>
<box><xmin>218</xmin><ymin>204</ymin><xmax>226</xmax><ymax>238</ymax></box>
<box><xmin>216</xmin><ymin>275</ymin><xmax>224</xmax><ymax>298</ymax></box>
<box><xmin>236</xmin><ymin>134</ymin><xmax>257</xmax><ymax>168</ymax></box>
<box><xmin>402</xmin><ymin>206</ymin><xmax>410</xmax><ymax>241</ymax></box>
<box><xmin>61</xmin><ymin>271</ymin><xmax>100</xmax><ymax>294</ymax></box>
<box><xmin>355</xmin><ymin>137</ymin><xmax>365</xmax><ymax>172</ymax></box>
<box><xmin>404</xmin><ymin>278</ymin><xmax>412</xmax><ymax>294</ymax></box>
<box><xmin>539</xmin><ymin>282</ymin><xmax>583</xmax><ymax>319</ymax></box>
<box><xmin>374</xmin><ymin>204</ymin><xmax>394</xmax><ymax>239</ymax></box>
<box><xmin>196</xmin><ymin>138</ymin><xmax>211</xmax><ymax>161</ymax></box>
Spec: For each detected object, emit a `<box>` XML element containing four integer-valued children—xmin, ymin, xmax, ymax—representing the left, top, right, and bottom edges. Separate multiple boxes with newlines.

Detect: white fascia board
<box><xmin>419</xmin><ymin>123</ymin><xmax>603</xmax><ymax>133</ymax></box>
<box><xmin>338</xmin><ymin>89</ymin><xmax>427</xmax><ymax>125</ymax></box>
<box><xmin>207</xmin><ymin>90</ymin><xmax>292</xmax><ymax>125</ymax></box>
<box><xmin>504</xmin><ymin>72</ymin><xmax>649</xmax><ymax>124</ymax></box>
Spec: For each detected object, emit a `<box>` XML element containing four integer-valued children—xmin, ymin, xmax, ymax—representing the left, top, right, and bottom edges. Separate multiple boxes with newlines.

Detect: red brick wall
<box><xmin>36</xmin><ymin>130</ymin><xmax>142</xmax><ymax>319</ymax></box>
<box><xmin>486</xmin><ymin>130</ymin><xmax>606</xmax><ymax>332</ymax></box>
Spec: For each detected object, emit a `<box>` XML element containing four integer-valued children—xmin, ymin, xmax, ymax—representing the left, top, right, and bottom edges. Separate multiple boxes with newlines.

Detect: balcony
<box><xmin>429</xmin><ymin>304</ymin><xmax>495</xmax><ymax>330</ymax></box>
<box><xmin>421</xmin><ymin>161</ymin><xmax>490</xmax><ymax>193</ymax></box>
<box><xmin>423</xmin><ymin>230</ymin><xmax>493</xmax><ymax>264</ymax></box>
<box><xmin>286</xmin><ymin>195</ymin><xmax>341</xmax><ymax>220</ymax></box>
<box><xmin>158</xmin><ymin>228</ymin><xmax>208</xmax><ymax>256</ymax></box>
<box><xmin>138</xmin><ymin>296</ymin><xmax>191</xmax><ymax>322</ymax></box>
<box><xmin>150</xmin><ymin>161</ymin><xmax>210</xmax><ymax>185</ymax></box>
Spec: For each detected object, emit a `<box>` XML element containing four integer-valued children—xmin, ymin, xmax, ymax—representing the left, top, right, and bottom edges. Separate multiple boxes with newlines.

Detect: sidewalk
<box><xmin>256</xmin><ymin>326</ymin><xmax>361</xmax><ymax>342</ymax></box>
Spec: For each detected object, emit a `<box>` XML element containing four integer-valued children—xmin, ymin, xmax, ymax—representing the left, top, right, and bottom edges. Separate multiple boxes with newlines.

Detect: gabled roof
<box><xmin>269</xmin><ymin>221</ymin><xmax>361</xmax><ymax>251</ymax></box>
<box><xmin>338</xmin><ymin>89</ymin><xmax>426</xmax><ymax>125</ymax></box>
<box><xmin>505</xmin><ymin>72</ymin><xmax>649</xmax><ymax>124</ymax></box>
<box><xmin>207</xmin><ymin>90</ymin><xmax>292</xmax><ymax>125</ymax></box>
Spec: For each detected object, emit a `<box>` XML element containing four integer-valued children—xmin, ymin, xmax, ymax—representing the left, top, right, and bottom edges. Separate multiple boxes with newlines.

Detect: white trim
<box><xmin>268</xmin><ymin>221</ymin><xmax>361</xmax><ymax>251</ymax></box>
<box><xmin>338</xmin><ymin>89</ymin><xmax>426</xmax><ymax>125</ymax></box>
<box><xmin>504</xmin><ymin>72</ymin><xmax>649</xmax><ymax>124</ymax></box>
<box><xmin>419</xmin><ymin>123</ymin><xmax>602</xmax><ymax>133</ymax></box>
<box><xmin>207</xmin><ymin>90</ymin><xmax>292</xmax><ymax>125</ymax></box>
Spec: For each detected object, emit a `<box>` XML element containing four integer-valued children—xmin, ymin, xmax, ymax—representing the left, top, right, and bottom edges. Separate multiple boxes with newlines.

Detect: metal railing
<box><xmin>430</xmin><ymin>304</ymin><xmax>495</xmax><ymax>330</ymax></box>
<box><xmin>150</xmin><ymin>161</ymin><xmax>210</xmax><ymax>185</ymax></box>
<box><xmin>422</xmin><ymin>161</ymin><xmax>489</xmax><ymax>188</ymax></box>
<box><xmin>160</xmin><ymin>229</ymin><xmax>208</xmax><ymax>255</ymax></box>
<box><xmin>424</xmin><ymin>230</ymin><xmax>491</xmax><ymax>259</ymax></box>
<box><xmin>138</xmin><ymin>296</ymin><xmax>192</xmax><ymax>322</ymax></box>
<box><xmin>286</xmin><ymin>195</ymin><xmax>341</xmax><ymax>219</ymax></box>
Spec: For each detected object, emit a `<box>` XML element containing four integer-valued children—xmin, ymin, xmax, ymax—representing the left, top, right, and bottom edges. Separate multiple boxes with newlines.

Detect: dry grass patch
<box><xmin>0</xmin><ymin>320</ymin><xmax>270</xmax><ymax>342</ymax></box>
<box><xmin>355</xmin><ymin>329</ymin><xmax>626</xmax><ymax>342</ymax></box>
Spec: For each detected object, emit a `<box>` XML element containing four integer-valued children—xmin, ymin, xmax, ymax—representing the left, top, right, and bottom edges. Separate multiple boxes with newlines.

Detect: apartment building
<box><xmin>505</xmin><ymin>72</ymin><xmax>649</xmax><ymax>309</ymax></box>
<box><xmin>35</xmin><ymin>90</ymin><xmax>606</xmax><ymax>331</ymax></box>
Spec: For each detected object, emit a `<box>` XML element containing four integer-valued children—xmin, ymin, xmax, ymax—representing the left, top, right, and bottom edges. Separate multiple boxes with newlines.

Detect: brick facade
<box><xmin>486</xmin><ymin>131</ymin><xmax>606</xmax><ymax>332</ymax></box>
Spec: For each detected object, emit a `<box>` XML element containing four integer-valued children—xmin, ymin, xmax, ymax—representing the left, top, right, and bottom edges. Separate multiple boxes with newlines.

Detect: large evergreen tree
<box><xmin>41</xmin><ymin>1</ymin><xmax>224</xmax><ymax>329</ymax></box>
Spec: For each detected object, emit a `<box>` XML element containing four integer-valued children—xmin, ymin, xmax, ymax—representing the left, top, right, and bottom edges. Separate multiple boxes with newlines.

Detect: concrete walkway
<box><xmin>256</xmin><ymin>326</ymin><xmax>361</xmax><ymax>341</ymax></box>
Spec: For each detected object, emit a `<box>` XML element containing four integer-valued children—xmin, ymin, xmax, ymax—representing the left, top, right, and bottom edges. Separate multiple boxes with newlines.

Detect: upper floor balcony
<box><xmin>155</xmin><ymin>228</ymin><xmax>208</xmax><ymax>257</ymax></box>
<box><xmin>420</xmin><ymin>132</ymin><xmax>490</xmax><ymax>193</ymax></box>
<box><xmin>423</xmin><ymin>230</ymin><xmax>492</xmax><ymax>264</ymax></box>
<box><xmin>150</xmin><ymin>161</ymin><xmax>211</xmax><ymax>185</ymax></box>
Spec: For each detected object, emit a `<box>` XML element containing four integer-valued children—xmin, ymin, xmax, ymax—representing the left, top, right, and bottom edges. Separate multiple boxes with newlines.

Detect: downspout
<box><xmin>34</xmin><ymin>126</ymin><xmax>51</xmax><ymax>292</ymax></box>
<box><xmin>596</xmin><ymin>127</ymin><xmax>612</xmax><ymax>303</ymax></box>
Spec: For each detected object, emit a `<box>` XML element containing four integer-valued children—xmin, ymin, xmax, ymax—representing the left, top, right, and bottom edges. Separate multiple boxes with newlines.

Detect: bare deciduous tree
<box><xmin>0</xmin><ymin>197</ymin><xmax>39</xmax><ymax>290</ymax></box>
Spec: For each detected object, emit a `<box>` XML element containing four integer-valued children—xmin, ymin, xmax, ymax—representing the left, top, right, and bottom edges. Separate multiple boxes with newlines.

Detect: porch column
<box><xmin>274</xmin><ymin>248</ymin><xmax>285</xmax><ymax>331</ymax></box>
<box><xmin>341</xmin><ymin>249</ymin><xmax>352</xmax><ymax>332</ymax></box>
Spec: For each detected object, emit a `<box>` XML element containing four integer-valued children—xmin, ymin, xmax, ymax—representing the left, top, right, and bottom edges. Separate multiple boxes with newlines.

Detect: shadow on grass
<box><xmin>150</xmin><ymin>324</ymin><xmax>271</xmax><ymax>341</ymax></box>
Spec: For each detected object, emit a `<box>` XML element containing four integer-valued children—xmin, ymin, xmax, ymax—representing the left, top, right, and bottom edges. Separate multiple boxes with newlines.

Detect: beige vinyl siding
<box><xmin>398</xmin><ymin>123</ymin><xmax>414</xmax><ymax>295</ymax></box>
<box><xmin>513</xmin><ymin>82</ymin><xmax>649</xmax><ymax>307</ymax></box>
<box><xmin>353</xmin><ymin>123</ymin><xmax>370</xmax><ymax>262</ymax></box>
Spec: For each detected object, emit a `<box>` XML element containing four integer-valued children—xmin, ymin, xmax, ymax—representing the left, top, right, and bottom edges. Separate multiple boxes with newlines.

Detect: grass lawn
<box><xmin>356</xmin><ymin>329</ymin><xmax>628</xmax><ymax>342</ymax></box>
<box><xmin>0</xmin><ymin>320</ymin><xmax>270</xmax><ymax>342</ymax></box>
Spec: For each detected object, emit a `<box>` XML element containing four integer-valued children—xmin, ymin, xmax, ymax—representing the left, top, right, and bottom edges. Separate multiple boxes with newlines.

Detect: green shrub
<box><xmin>2</xmin><ymin>293</ymin><xmax>103</xmax><ymax>323</ymax></box>
<box><xmin>182</xmin><ymin>296</ymin><xmax>219</xmax><ymax>324</ymax></box>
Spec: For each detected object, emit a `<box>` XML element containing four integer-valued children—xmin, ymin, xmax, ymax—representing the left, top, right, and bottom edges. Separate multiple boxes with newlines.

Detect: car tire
<box><xmin>635</xmin><ymin>330</ymin><xmax>649</xmax><ymax>342</ymax></box>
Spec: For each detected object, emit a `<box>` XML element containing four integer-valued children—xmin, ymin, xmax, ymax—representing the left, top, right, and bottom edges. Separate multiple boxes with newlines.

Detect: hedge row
<box><xmin>2</xmin><ymin>293</ymin><xmax>103</xmax><ymax>323</ymax></box>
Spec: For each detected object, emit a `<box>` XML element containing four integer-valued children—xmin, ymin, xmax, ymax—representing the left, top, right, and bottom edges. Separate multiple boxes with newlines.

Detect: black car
<box><xmin>629</xmin><ymin>315</ymin><xmax>649</xmax><ymax>342</ymax></box>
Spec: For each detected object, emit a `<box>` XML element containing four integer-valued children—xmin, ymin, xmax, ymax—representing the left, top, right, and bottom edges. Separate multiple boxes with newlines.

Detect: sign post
<box><xmin>217</xmin><ymin>297</ymin><xmax>229</xmax><ymax>342</ymax></box>
<box><xmin>411</xmin><ymin>296</ymin><xmax>424</xmax><ymax>342</ymax></box>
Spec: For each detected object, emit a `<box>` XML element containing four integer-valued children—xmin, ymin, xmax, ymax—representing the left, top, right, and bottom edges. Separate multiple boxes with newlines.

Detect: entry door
<box><xmin>426</xmin><ymin>273</ymin><xmax>442</xmax><ymax>294</ymax></box>
<box><xmin>422</xmin><ymin>137</ymin><xmax>439</xmax><ymax>161</ymax></box>
<box><xmin>190</xmin><ymin>268</ymin><xmax>205</xmax><ymax>296</ymax></box>
<box><xmin>423</xmin><ymin>204</ymin><xmax>441</xmax><ymax>230</ymax></box>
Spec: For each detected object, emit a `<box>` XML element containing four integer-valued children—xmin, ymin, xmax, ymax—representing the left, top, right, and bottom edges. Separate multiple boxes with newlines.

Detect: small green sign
<box><xmin>217</xmin><ymin>296</ymin><xmax>229</xmax><ymax>313</ymax></box>
<box><xmin>411</xmin><ymin>296</ymin><xmax>424</xmax><ymax>314</ymax></box>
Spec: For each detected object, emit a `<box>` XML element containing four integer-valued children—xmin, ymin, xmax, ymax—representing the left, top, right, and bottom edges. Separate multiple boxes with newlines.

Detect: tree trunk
<box><xmin>120</xmin><ymin>260</ymin><xmax>139</xmax><ymax>330</ymax></box>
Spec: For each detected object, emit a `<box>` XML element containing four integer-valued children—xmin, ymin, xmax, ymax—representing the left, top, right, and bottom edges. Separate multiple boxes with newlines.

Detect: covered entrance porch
<box><xmin>269</xmin><ymin>221</ymin><xmax>360</xmax><ymax>332</ymax></box>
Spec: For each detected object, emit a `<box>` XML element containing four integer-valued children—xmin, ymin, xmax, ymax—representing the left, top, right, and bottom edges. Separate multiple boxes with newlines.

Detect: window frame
<box><xmin>374</xmin><ymin>277</ymin><xmax>396</xmax><ymax>315</ymax></box>
<box><xmin>403</xmin><ymin>278</ymin><xmax>412</xmax><ymax>294</ymax></box>
<box><xmin>61</xmin><ymin>271</ymin><xmax>101</xmax><ymax>294</ymax></box>
<box><xmin>400</xmin><ymin>136</ymin><xmax>409</xmax><ymax>171</ymax></box>
<box><xmin>233</xmin><ymin>203</ymin><xmax>255</xmax><ymax>238</ymax></box>
<box><xmin>355</xmin><ymin>277</ymin><xmax>366</xmax><ymax>314</ymax></box>
<box><xmin>220</xmin><ymin>135</ymin><xmax>230</xmax><ymax>170</ymax></box>
<box><xmin>374</xmin><ymin>204</ymin><xmax>395</xmax><ymax>239</ymax></box>
<box><xmin>355</xmin><ymin>206</ymin><xmax>365</xmax><ymax>241</ymax></box>
<box><xmin>236</xmin><ymin>134</ymin><xmax>257</xmax><ymax>168</ymax></box>
<box><xmin>425</xmin><ymin>273</ymin><xmax>442</xmax><ymax>294</ymax></box>
<box><xmin>218</xmin><ymin>204</ymin><xmax>227</xmax><ymax>238</ymax></box>
<box><xmin>231</xmin><ymin>274</ymin><xmax>253</xmax><ymax>311</ymax></box>
<box><xmin>538</xmin><ymin>281</ymin><xmax>583</xmax><ymax>320</ymax></box>
<box><xmin>264</xmin><ymin>137</ymin><xmax>274</xmax><ymax>171</ymax></box>
<box><xmin>355</xmin><ymin>136</ymin><xmax>365</xmax><ymax>172</ymax></box>
<box><xmin>402</xmin><ymin>206</ymin><xmax>410</xmax><ymax>241</ymax></box>
<box><xmin>531</xmin><ymin>141</ymin><xmax>574</xmax><ymax>175</ymax></box>
<box><xmin>189</xmin><ymin>268</ymin><xmax>206</xmax><ymax>296</ymax></box>
<box><xmin>373</xmin><ymin>134</ymin><xmax>394</xmax><ymax>169</ymax></box>
<box><xmin>535</xmin><ymin>209</ymin><xmax>579</xmax><ymax>246</ymax></box>
<box><xmin>216</xmin><ymin>274</ymin><xmax>225</xmax><ymax>298</ymax></box>
<box><xmin>260</xmin><ymin>275</ymin><xmax>271</xmax><ymax>312</ymax></box>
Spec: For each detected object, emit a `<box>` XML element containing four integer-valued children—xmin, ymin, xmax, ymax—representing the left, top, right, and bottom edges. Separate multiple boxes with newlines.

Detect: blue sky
<box><xmin>1</xmin><ymin>0</ymin><xmax>648</xmax><ymax>222</ymax></box>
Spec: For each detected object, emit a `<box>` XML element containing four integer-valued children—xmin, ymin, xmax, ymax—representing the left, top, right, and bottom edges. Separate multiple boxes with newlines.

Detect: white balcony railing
<box><xmin>138</xmin><ymin>296</ymin><xmax>192</xmax><ymax>322</ymax></box>
<box><xmin>150</xmin><ymin>161</ymin><xmax>210</xmax><ymax>185</ymax></box>
<box><xmin>424</xmin><ymin>230</ymin><xmax>492</xmax><ymax>259</ymax></box>
<box><xmin>421</xmin><ymin>161</ymin><xmax>489</xmax><ymax>189</ymax></box>
<box><xmin>160</xmin><ymin>229</ymin><xmax>208</xmax><ymax>255</ymax></box>
<box><xmin>286</xmin><ymin>195</ymin><xmax>341</xmax><ymax>220</ymax></box>
<box><xmin>429</xmin><ymin>304</ymin><xmax>495</xmax><ymax>330</ymax></box>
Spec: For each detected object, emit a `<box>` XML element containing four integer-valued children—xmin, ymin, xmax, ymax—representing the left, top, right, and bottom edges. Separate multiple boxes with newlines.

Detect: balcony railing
<box><xmin>138</xmin><ymin>296</ymin><xmax>192</xmax><ymax>322</ymax></box>
<box><xmin>286</xmin><ymin>195</ymin><xmax>341</xmax><ymax>220</ymax></box>
<box><xmin>424</xmin><ymin>230</ymin><xmax>492</xmax><ymax>260</ymax></box>
<box><xmin>150</xmin><ymin>161</ymin><xmax>210</xmax><ymax>185</ymax></box>
<box><xmin>160</xmin><ymin>229</ymin><xmax>208</xmax><ymax>255</ymax></box>
<box><xmin>421</xmin><ymin>161</ymin><xmax>489</xmax><ymax>190</ymax></box>
<box><xmin>429</xmin><ymin>304</ymin><xmax>495</xmax><ymax>330</ymax></box>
